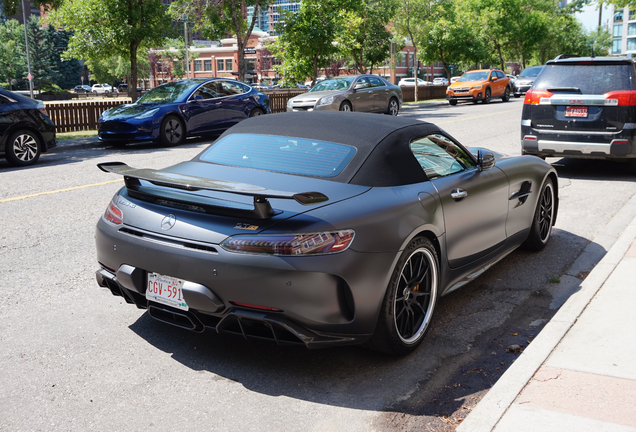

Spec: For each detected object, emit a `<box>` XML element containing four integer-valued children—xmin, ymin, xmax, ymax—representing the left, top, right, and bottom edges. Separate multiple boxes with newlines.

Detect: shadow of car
<box><xmin>97</xmin><ymin>78</ymin><xmax>270</xmax><ymax>146</ymax></box>
<box><xmin>0</xmin><ymin>89</ymin><xmax>56</xmax><ymax>166</ymax></box>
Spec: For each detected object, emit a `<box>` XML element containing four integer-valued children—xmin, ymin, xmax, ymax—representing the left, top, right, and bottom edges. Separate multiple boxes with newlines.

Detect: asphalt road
<box><xmin>1</xmin><ymin>99</ymin><xmax>635</xmax><ymax>432</ymax></box>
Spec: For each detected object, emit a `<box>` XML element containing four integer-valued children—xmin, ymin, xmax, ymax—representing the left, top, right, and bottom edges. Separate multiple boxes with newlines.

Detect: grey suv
<box><xmin>521</xmin><ymin>55</ymin><xmax>636</xmax><ymax>170</ymax></box>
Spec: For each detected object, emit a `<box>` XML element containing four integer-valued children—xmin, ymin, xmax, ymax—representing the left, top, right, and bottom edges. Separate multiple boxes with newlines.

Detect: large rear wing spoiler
<box><xmin>97</xmin><ymin>162</ymin><xmax>329</xmax><ymax>219</ymax></box>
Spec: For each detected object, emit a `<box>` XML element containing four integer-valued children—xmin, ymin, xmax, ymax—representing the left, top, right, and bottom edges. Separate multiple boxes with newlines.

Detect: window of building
<box><xmin>628</xmin><ymin>37</ymin><xmax>636</xmax><ymax>51</ymax></box>
<box><xmin>204</xmin><ymin>60</ymin><xmax>212</xmax><ymax>71</ymax></box>
<box><xmin>217</xmin><ymin>58</ymin><xmax>234</xmax><ymax>72</ymax></box>
<box><xmin>629</xmin><ymin>23</ymin><xmax>636</xmax><ymax>35</ymax></box>
<box><xmin>226</xmin><ymin>59</ymin><xmax>233</xmax><ymax>71</ymax></box>
<box><xmin>630</xmin><ymin>10</ymin><xmax>636</xmax><ymax>20</ymax></box>
<box><xmin>613</xmin><ymin>38</ymin><xmax>622</xmax><ymax>54</ymax></box>
<box><xmin>615</xmin><ymin>11</ymin><xmax>624</xmax><ymax>22</ymax></box>
<box><xmin>614</xmin><ymin>24</ymin><xmax>623</xmax><ymax>37</ymax></box>
<box><xmin>194</xmin><ymin>60</ymin><xmax>202</xmax><ymax>72</ymax></box>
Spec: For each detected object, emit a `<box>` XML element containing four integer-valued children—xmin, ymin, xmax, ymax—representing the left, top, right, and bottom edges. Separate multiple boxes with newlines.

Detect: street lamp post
<box><xmin>21</xmin><ymin>0</ymin><xmax>34</xmax><ymax>98</ymax></box>
<box><xmin>184</xmin><ymin>20</ymin><xmax>190</xmax><ymax>79</ymax></box>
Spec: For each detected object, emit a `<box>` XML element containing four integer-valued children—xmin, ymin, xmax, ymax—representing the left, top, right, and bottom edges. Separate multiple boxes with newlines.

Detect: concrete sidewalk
<box><xmin>457</xmin><ymin>214</ymin><xmax>636</xmax><ymax>431</ymax></box>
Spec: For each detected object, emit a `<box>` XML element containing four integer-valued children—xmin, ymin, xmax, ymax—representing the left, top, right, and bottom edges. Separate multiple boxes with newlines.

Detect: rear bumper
<box><xmin>521</xmin><ymin>125</ymin><xmax>636</xmax><ymax>159</ymax></box>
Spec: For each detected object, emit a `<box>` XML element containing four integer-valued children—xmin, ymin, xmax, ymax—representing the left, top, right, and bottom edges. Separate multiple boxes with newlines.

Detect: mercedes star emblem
<box><xmin>161</xmin><ymin>214</ymin><xmax>177</xmax><ymax>230</ymax></box>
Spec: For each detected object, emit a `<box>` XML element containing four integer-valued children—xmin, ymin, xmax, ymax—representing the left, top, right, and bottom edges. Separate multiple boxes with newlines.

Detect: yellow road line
<box><xmin>436</xmin><ymin>107</ymin><xmax>522</xmax><ymax>125</ymax></box>
<box><xmin>0</xmin><ymin>179</ymin><xmax>123</xmax><ymax>204</ymax></box>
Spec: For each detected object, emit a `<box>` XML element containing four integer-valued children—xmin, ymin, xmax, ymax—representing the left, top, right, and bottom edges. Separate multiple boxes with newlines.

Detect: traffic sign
<box><xmin>27</xmin><ymin>74</ymin><xmax>33</xmax><ymax>80</ymax></box>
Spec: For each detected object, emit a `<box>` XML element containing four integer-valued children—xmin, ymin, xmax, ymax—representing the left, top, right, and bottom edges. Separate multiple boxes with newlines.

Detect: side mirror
<box><xmin>190</xmin><ymin>94</ymin><xmax>204</xmax><ymax>102</ymax></box>
<box><xmin>354</xmin><ymin>82</ymin><xmax>367</xmax><ymax>90</ymax></box>
<box><xmin>478</xmin><ymin>149</ymin><xmax>495</xmax><ymax>171</ymax></box>
<box><xmin>491</xmin><ymin>76</ymin><xmax>498</xmax><ymax>81</ymax></box>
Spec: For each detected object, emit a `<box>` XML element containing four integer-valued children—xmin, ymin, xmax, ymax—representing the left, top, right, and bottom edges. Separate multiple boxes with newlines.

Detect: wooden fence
<box><xmin>400</xmin><ymin>85</ymin><xmax>448</xmax><ymax>103</ymax></box>
<box><xmin>46</xmin><ymin>100</ymin><xmax>129</xmax><ymax>133</ymax></box>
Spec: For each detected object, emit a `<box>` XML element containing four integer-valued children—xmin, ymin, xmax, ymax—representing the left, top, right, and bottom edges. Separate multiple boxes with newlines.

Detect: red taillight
<box><xmin>603</xmin><ymin>91</ymin><xmax>636</xmax><ymax>106</ymax></box>
<box><xmin>231</xmin><ymin>302</ymin><xmax>282</xmax><ymax>312</ymax></box>
<box><xmin>104</xmin><ymin>201</ymin><xmax>123</xmax><ymax>225</ymax></box>
<box><xmin>524</xmin><ymin>90</ymin><xmax>553</xmax><ymax>105</ymax></box>
<box><xmin>39</xmin><ymin>108</ymin><xmax>48</xmax><ymax>116</ymax></box>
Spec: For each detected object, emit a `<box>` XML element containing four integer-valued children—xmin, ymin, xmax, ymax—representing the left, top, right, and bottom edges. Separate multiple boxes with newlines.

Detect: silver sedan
<box><xmin>287</xmin><ymin>74</ymin><xmax>402</xmax><ymax>115</ymax></box>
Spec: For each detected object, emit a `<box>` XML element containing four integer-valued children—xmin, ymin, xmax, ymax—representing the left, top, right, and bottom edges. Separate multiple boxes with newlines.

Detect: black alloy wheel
<box><xmin>366</xmin><ymin>237</ymin><xmax>439</xmax><ymax>355</ymax></box>
<box><xmin>522</xmin><ymin>178</ymin><xmax>555</xmax><ymax>251</ymax></box>
<box><xmin>159</xmin><ymin>115</ymin><xmax>185</xmax><ymax>146</ymax></box>
<box><xmin>483</xmin><ymin>88</ymin><xmax>491</xmax><ymax>104</ymax></box>
<box><xmin>502</xmin><ymin>86</ymin><xmax>510</xmax><ymax>102</ymax></box>
<box><xmin>5</xmin><ymin>130</ymin><xmax>41</xmax><ymax>167</ymax></box>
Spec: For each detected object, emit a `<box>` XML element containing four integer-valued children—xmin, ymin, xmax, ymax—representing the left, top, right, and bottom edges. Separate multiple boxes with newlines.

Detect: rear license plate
<box><xmin>565</xmin><ymin>106</ymin><xmax>588</xmax><ymax>118</ymax></box>
<box><xmin>146</xmin><ymin>272</ymin><xmax>189</xmax><ymax>311</ymax></box>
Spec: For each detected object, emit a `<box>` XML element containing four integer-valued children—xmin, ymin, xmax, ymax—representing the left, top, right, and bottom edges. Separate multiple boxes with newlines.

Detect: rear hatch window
<box><xmin>534</xmin><ymin>63</ymin><xmax>633</xmax><ymax>94</ymax></box>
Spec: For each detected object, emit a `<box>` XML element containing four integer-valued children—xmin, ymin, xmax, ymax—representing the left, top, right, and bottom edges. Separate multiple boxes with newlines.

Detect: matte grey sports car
<box><xmin>95</xmin><ymin>112</ymin><xmax>558</xmax><ymax>355</ymax></box>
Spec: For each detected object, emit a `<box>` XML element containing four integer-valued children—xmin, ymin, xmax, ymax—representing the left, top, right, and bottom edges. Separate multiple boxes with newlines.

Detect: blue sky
<box><xmin>576</xmin><ymin>2</ymin><xmax>611</xmax><ymax>30</ymax></box>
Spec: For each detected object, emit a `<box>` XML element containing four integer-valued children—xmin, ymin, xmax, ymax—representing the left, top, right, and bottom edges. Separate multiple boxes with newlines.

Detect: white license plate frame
<box><xmin>146</xmin><ymin>272</ymin><xmax>189</xmax><ymax>311</ymax></box>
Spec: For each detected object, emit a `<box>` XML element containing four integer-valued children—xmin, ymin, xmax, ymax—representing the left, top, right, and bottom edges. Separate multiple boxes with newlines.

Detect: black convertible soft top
<box><xmin>199</xmin><ymin>111</ymin><xmax>442</xmax><ymax>187</ymax></box>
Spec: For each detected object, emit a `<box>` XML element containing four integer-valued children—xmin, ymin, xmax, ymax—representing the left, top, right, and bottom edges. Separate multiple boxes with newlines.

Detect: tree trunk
<box><xmin>312</xmin><ymin>54</ymin><xmax>318</xmax><ymax>86</ymax></box>
<box><xmin>231</xmin><ymin>0</ymin><xmax>260</xmax><ymax>83</ymax></box>
<box><xmin>413</xmin><ymin>45</ymin><xmax>418</xmax><ymax>102</ymax></box>
<box><xmin>130</xmin><ymin>40</ymin><xmax>140</xmax><ymax>102</ymax></box>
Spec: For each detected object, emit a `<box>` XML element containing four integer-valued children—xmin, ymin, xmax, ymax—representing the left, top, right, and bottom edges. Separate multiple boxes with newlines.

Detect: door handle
<box><xmin>451</xmin><ymin>188</ymin><xmax>467</xmax><ymax>201</ymax></box>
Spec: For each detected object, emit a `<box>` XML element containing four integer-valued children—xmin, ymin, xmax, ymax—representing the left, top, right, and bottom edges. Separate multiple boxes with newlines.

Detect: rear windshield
<box><xmin>519</xmin><ymin>66</ymin><xmax>544</xmax><ymax>77</ymax></box>
<box><xmin>199</xmin><ymin>133</ymin><xmax>356</xmax><ymax>177</ymax></box>
<box><xmin>534</xmin><ymin>63</ymin><xmax>634</xmax><ymax>94</ymax></box>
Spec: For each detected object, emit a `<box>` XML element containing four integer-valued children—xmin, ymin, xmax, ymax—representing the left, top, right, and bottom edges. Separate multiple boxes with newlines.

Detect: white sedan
<box><xmin>398</xmin><ymin>77</ymin><xmax>429</xmax><ymax>87</ymax></box>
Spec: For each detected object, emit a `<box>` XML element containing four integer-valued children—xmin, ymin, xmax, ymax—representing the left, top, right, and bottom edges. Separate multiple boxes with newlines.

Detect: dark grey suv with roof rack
<box><xmin>521</xmin><ymin>55</ymin><xmax>636</xmax><ymax>170</ymax></box>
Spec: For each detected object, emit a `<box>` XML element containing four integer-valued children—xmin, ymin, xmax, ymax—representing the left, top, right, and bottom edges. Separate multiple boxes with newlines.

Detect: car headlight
<box><xmin>318</xmin><ymin>96</ymin><xmax>334</xmax><ymax>106</ymax></box>
<box><xmin>221</xmin><ymin>230</ymin><xmax>355</xmax><ymax>256</ymax></box>
<box><xmin>135</xmin><ymin>108</ymin><xmax>160</xmax><ymax>119</ymax></box>
<box><xmin>472</xmin><ymin>85</ymin><xmax>483</xmax><ymax>90</ymax></box>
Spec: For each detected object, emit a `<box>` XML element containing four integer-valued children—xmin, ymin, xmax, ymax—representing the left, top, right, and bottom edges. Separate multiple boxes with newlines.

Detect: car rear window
<box><xmin>533</xmin><ymin>63</ymin><xmax>634</xmax><ymax>94</ymax></box>
<box><xmin>199</xmin><ymin>133</ymin><xmax>356</xmax><ymax>177</ymax></box>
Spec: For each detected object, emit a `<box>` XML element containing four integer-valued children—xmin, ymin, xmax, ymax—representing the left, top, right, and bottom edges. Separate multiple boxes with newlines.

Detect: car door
<box><xmin>351</xmin><ymin>77</ymin><xmax>374</xmax><ymax>112</ymax></box>
<box><xmin>410</xmin><ymin>133</ymin><xmax>509</xmax><ymax>269</ymax></box>
<box><xmin>368</xmin><ymin>76</ymin><xmax>389</xmax><ymax>112</ymax></box>
<box><xmin>180</xmin><ymin>82</ymin><xmax>229</xmax><ymax>135</ymax></box>
<box><xmin>0</xmin><ymin>95</ymin><xmax>16</xmax><ymax>145</ymax></box>
<box><xmin>218</xmin><ymin>80</ymin><xmax>252</xmax><ymax>125</ymax></box>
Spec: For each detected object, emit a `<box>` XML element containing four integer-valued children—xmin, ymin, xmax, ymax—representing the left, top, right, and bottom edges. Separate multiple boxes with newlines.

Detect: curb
<box><xmin>456</xmin><ymin>193</ymin><xmax>636</xmax><ymax>432</ymax></box>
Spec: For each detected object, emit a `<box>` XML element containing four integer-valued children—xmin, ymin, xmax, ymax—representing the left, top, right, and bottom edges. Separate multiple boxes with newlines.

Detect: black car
<box><xmin>0</xmin><ymin>89</ymin><xmax>56</xmax><ymax>167</ymax></box>
<box><xmin>117</xmin><ymin>83</ymin><xmax>142</xmax><ymax>93</ymax></box>
<box><xmin>74</xmin><ymin>85</ymin><xmax>92</xmax><ymax>93</ymax></box>
<box><xmin>521</xmin><ymin>55</ymin><xmax>636</xmax><ymax>170</ymax></box>
<box><xmin>95</xmin><ymin>112</ymin><xmax>557</xmax><ymax>355</ymax></box>
<box><xmin>513</xmin><ymin>65</ymin><xmax>544</xmax><ymax>97</ymax></box>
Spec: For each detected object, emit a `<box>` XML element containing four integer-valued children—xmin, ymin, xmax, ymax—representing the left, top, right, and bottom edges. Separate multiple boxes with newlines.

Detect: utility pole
<box><xmin>184</xmin><ymin>20</ymin><xmax>190</xmax><ymax>79</ymax></box>
<box><xmin>21</xmin><ymin>0</ymin><xmax>34</xmax><ymax>98</ymax></box>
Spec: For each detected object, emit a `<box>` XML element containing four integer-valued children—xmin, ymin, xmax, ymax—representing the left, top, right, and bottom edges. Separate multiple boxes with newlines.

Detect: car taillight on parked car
<box><xmin>104</xmin><ymin>199</ymin><xmax>123</xmax><ymax>225</ymax></box>
<box><xmin>524</xmin><ymin>90</ymin><xmax>553</xmax><ymax>105</ymax></box>
<box><xmin>221</xmin><ymin>230</ymin><xmax>355</xmax><ymax>256</ymax></box>
<box><xmin>603</xmin><ymin>91</ymin><xmax>636</xmax><ymax>106</ymax></box>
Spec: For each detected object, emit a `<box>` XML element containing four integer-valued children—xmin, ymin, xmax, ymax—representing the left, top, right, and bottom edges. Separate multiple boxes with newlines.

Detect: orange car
<box><xmin>446</xmin><ymin>69</ymin><xmax>511</xmax><ymax>105</ymax></box>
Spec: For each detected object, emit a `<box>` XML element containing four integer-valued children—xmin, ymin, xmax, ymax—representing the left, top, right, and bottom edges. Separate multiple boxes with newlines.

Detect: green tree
<box><xmin>161</xmin><ymin>37</ymin><xmax>200</xmax><ymax>79</ymax></box>
<box><xmin>24</xmin><ymin>16</ymin><xmax>60</xmax><ymax>91</ymax></box>
<box><xmin>0</xmin><ymin>19</ymin><xmax>25</xmax><ymax>90</ymax></box>
<box><xmin>169</xmin><ymin>0</ymin><xmax>266</xmax><ymax>82</ymax></box>
<box><xmin>268</xmin><ymin>0</ymin><xmax>344</xmax><ymax>86</ymax></box>
<box><xmin>49</xmin><ymin>0</ymin><xmax>172</xmax><ymax>101</ymax></box>
<box><xmin>50</xmin><ymin>28</ymin><xmax>83</xmax><ymax>89</ymax></box>
<box><xmin>336</xmin><ymin>0</ymin><xmax>398</xmax><ymax>74</ymax></box>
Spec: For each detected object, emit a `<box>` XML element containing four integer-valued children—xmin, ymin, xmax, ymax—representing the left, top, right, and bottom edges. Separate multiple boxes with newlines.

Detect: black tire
<box><xmin>449</xmin><ymin>99</ymin><xmax>457</xmax><ymax>106</ymax></box>
<box><xmin>385</xmin><ymin>98</ymin><xmax>399</xmax><ymax>116</ymax></box>
<box><xmin>339</xmin><ymin>101</ymin><xmax>352</xmax><ymax>112</ymax></box>
<box><xmin>514</xmin><ymin>94</ymin><xmax>521</xmax><ymax>98</ymax></box>
<box><xmin>159</xmin><ymin>115</ymin><xmax>185</xmax><ymax>146</ymax></box>
<box><xmin>482</xmin><ymin>87</ymin><xmax>491</xmax><ymax>104</ymax></box>
<box><xmin>365</xmin><ymin>237</ymin><xmax>439</xmax><ymax>355</ymax></box>
<box><xmin>522</xmin><ymin>177</ymin><xmax>555</xmax><ymax>251</ymax></box>
<box><xmin>249</xmin><ymin>108</ymin><xmax>265</xmax><ymax>117</ymax></box>
<box><xmin>5</xmin><ymin>130</ymin><xmax>41</xmax><ymax>167</ymax></box>
<box><xmin>502</xmin><ymin>86</ymin><xmax>510</xmax><ymax>102</ymax></box>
